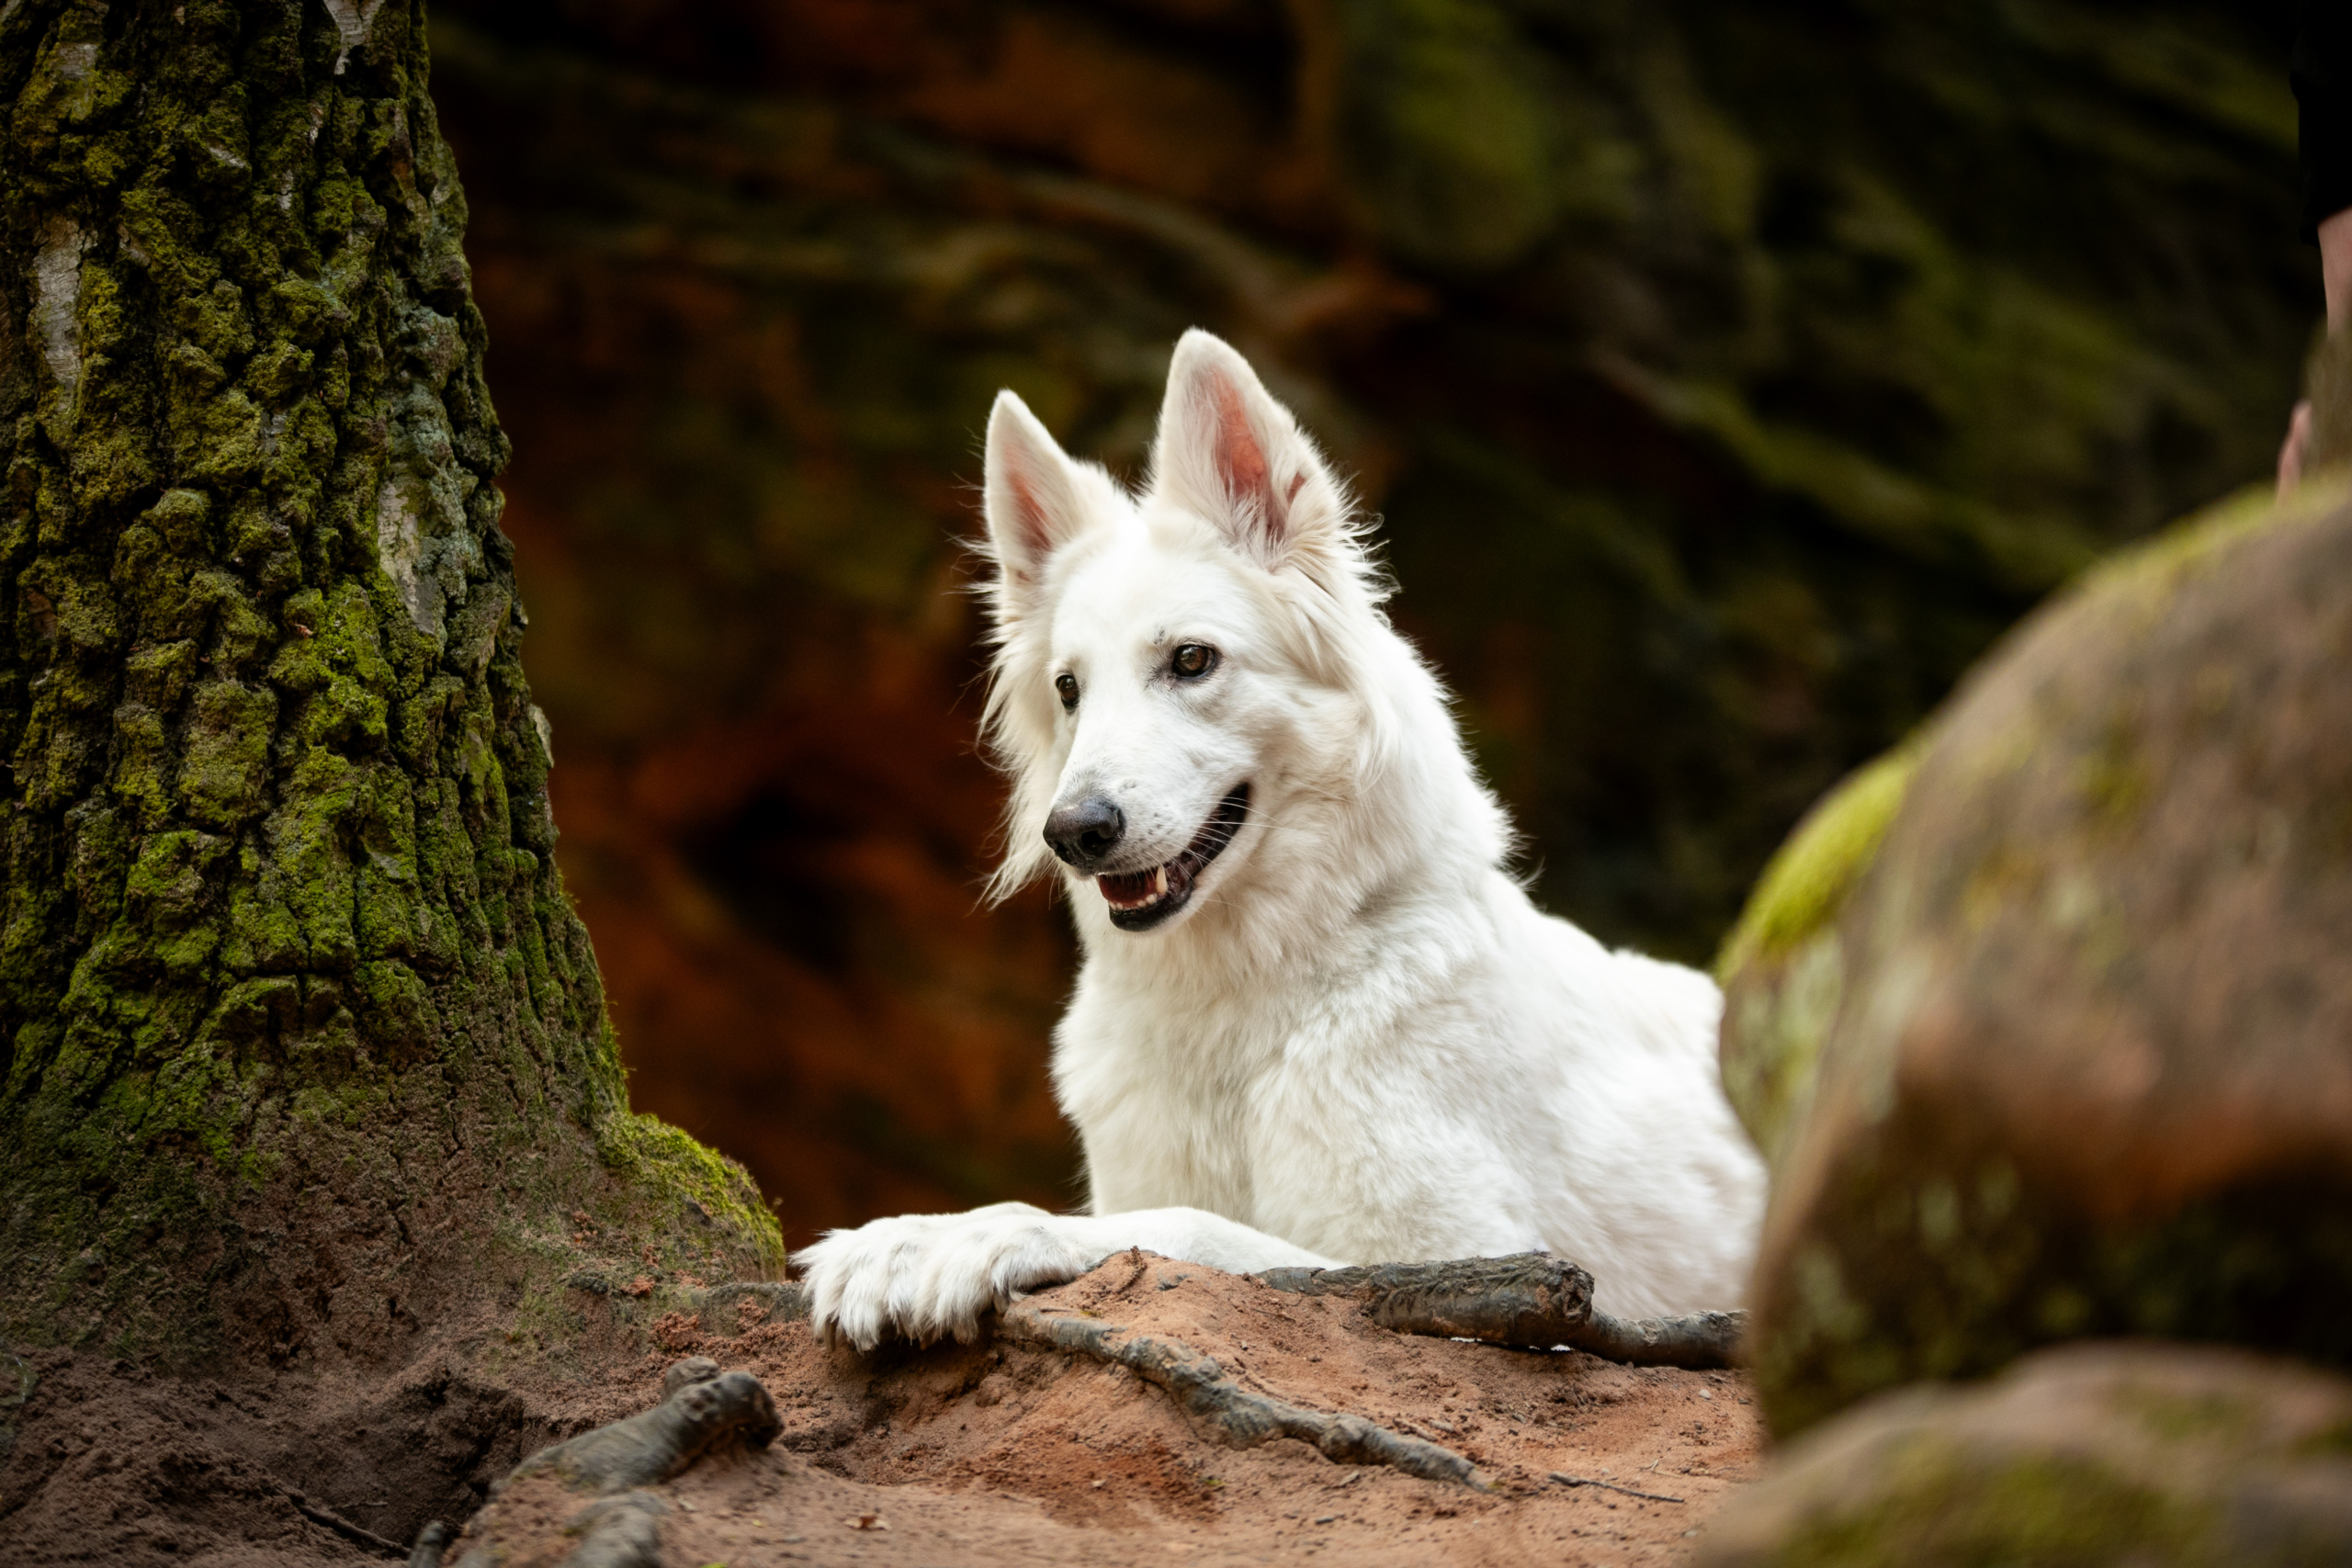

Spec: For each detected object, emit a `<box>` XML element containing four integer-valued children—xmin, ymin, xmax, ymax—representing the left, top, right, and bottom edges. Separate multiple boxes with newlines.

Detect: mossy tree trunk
<box><xmin>0</xmin><ymin>0</ymin><xmax>782</xmax><ymax>1371</ymax></box>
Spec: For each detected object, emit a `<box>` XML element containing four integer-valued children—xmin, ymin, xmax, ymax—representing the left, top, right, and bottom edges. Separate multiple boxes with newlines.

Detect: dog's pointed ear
<box><xmin>1149</xmin><ymin>330</ymin><xmax>1347</xmax><ymax>571</ymax></box>
<box><xmin>984</xmin><ymin>389</ymin><xmax>1091</xmax><ymax>601</ymax></box>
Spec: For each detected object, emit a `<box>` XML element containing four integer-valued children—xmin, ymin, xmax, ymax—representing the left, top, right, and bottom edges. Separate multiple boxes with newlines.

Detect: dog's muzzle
<box><xmin>1092</xmin><ymin>784</ymin><xmax>1251</xmax><ymax>932</ymax></box>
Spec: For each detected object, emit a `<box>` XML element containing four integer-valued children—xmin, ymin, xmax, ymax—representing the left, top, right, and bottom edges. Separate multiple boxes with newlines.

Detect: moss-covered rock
<box><xmin>1716</xmin><ymin>744</ymin><xmax>1919</xmax><ymax>1173</ymax></box>
<box><xmin>1745</xmin><ymin>471</ymin><xmax>2352</xmax><ymax>1436</ymax></box>
<box><xmin>1697</xmin><ymin>1341</ymin><xmax>2352</xmax><ymax>1568</ymax></box>
<box><xmin>0</xmin><ymin>0</ymin><xmax>780</xmax><ymax>1372</ymax></box>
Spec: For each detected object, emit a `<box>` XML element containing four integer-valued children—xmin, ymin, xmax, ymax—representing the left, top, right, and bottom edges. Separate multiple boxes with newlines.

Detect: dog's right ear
<box><xmin>984</xmin><ymin>390</ymin><xmax>1091</xmax><ymax>608</ymax></box>
<box><xmin>1148</xmin><ymin>330</ymin><xmax>1350</xmax><ymax>578</ymax></box>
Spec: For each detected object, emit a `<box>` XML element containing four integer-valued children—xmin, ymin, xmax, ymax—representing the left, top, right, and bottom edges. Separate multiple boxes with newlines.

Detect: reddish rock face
<box><xmin>1748</xmin><ymin>479</ymin><xmax>2352</xmax><ymax>1436</ymax></box>
<box><xmin>425</xmin><ymin>0</ymin><xmax>2312</xmax><ymax>1250</ymax></box>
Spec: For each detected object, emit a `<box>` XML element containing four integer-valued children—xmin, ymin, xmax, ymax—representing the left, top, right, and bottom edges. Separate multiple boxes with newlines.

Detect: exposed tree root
<box><xmin>1574</xmin><ymin>1305</ymin><xmax>1749</xmax><ymax>1370</ymax></box>
<box><xmin>405</xmin><ymin>1522</ymin><xmax>451</xmax><ymax>1568</ymax></box>
<box><xmin>539</xmin><ymin>1493</ymin><xmax>668</xmax><ymax>1568</ymax></box>
<box><xmin>447</xmin><ymin>1359</ymin><xmax>783</xmax><ymax>1568</ymax></box>
<box><xmin>999</xmin><ymin>1297</ymin><xmax>1487</xmax><ymax>1488</ymax></box>
<box><xmin>1256</xmin><ymin>1253</ymin><xmax>1747</xmax><ymax>1370</ymax></box>
<box><xmin>506</xmin><ymin>1360</ymin><xmax>781</xmax><ymax>1495</ymax></box>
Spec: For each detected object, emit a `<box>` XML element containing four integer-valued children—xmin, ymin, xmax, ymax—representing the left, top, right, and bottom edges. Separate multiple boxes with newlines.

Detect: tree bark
<box><xmin>0</xmin><ymin>0</ymin><xmax>781</xmax><ymax>1371</ymax></box>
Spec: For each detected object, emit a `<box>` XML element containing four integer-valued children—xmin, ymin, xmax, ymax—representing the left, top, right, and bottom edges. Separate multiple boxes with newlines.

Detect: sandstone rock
<box><xmin>1716</xmin><ymin>744</ymin><xmax>1918</xmax><ymax>1174</ymax></box>
<box><xmin>1696</xmin><ymin>1341</ymin><xmax>2352</xmax><ymax>1568</ymax></box>
<box><xmin>1747</xmin><ymin>472</ymin><xmax>2352</xmax><ymax>1435</ymax></box>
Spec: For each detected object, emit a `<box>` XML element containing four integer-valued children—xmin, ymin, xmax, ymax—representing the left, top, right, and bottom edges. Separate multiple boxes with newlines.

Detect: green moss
<box><xmin>1719</xmin><ymin>744</ymin><xmax>1921</xmax><ymax>982</ymax></box>
<box><xmin>2075</xmin><ymin>714</ymin><xmax>2151</xmax><ymax>837</ymax></box>
<box><xmin>2125</xmin><ymin>1388</ymin><xmax>2260</xmax><ymax>1445</ymax></box>
<box><xmin>595</xmin><ymin>1104</ymin><xmax>787</xmax><ymax>1278</ymax></box>
<box><xmin>2095</xmin><ymin>474</ymin><xmax>2346</xmax><ymax>611</ymax></box>
<box><xmin>1770</xmin><ymin>1438</ymin><xmax>2219</xmax><ymax>1568</ymax></box>
<box><xmin>177</xmin><ymin>681</ymin><xmax>277</xmax><ymax>829</ymax></box>
<box><xmin>2296</xmin><ymin>1419</ymin><xmax>2352</xmax><ymax>1458</ymax></box>
<box><xmin>1721</xmin><ymin>931</ymin><xmax>1845</xmax><ymax>1168</ymax></box>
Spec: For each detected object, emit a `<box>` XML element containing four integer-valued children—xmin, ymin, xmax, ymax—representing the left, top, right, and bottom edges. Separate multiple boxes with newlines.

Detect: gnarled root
<box><xmin>1000</xmin><ymin>1296</ymin><xmax>1487</xmax><ymax>1488</ymax></box>
<box><xmin>508</xmin><ymin>1358</ymin><xmax>780</xmax><ymax>1495</ymax></box>
<box><xmin>1256</xmin><ymin>1253</ymin><xmax>1746</xmax><ymax>1370</ymax></box>
<box><xmin>445</xmin><ymin>1359</ymin><xmax>780</xmax><ymax>1568</ymax></box>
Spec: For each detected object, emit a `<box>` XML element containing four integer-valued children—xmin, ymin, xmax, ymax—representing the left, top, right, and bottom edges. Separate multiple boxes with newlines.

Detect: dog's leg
<box><xmin>1087</xmin><ymin>1206</ymin><xmax>1340</xmax><ymax>1276</ymax></box>
<box><xmin>799</xmin><ymin>1202</ymin><xmax>1338</xmax><ymax>1350</ymax></box>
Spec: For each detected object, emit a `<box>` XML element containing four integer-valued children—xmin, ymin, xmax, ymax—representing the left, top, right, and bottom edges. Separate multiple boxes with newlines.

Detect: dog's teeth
<box><xmin>1153</xmin><ymin>866</ymin><xmax>1168</xmax><ymax>898</ymax></box>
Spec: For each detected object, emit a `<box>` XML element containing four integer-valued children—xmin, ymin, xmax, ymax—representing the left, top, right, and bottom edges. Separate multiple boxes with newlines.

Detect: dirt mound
<box><xmin>456</xmin><ymin>1252</ymin><xmax>1763</xmax><ymax>1565</ymax></box>
<box><xmin>3</xmin><ymin>1254</ymin><xmax>1760</xmax><ymax>1564</ymax></box>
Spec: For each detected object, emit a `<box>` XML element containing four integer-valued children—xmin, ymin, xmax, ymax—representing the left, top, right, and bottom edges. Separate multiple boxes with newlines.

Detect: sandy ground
<box><xmin>0</xmin><ymin>1252</ymin><xmax>1760</xmax><ymax>1565</ymax></box>
<box><xmin>460</xmin><ymin>1251</ymin><xmax>1764</xmax><ymax>1567</ymax></box>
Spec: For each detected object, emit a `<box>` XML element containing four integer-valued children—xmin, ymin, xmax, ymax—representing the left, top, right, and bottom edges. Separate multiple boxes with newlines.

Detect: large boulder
<box><xmin>1746</xmin><ymin>470</ymin><xmax>2352</xmax><ymax>1435</ymax></box>
<box><xmin>1695</xmin><ymin>1341</ymin><xmax>2352</xmax><ymax>1568</ymax></box>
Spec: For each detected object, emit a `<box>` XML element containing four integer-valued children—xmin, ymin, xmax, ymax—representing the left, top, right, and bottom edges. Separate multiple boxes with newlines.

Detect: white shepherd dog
<box><xmin>802</xmin><ymin>331</ymin><xmax>1764</xmax><ymax>1348</ymax></box>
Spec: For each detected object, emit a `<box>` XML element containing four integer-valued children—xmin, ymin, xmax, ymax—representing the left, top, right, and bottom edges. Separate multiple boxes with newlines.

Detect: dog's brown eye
<box><xmin>1055</xmin><ymin>672</ymin><xmax>1080</xmax><ymax>710</ymax></box>
<box><xmin>1170</xmin><ymin>644</ymin><xmax>1216</xmax><ymax>679</ymax></box>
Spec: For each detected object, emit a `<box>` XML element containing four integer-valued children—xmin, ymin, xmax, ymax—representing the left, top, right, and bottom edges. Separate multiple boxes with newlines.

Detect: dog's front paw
<box><xmin>797</xmin><ymin>1202</ymin><xmax>1103</xmax><ymax>1351</ymax></box>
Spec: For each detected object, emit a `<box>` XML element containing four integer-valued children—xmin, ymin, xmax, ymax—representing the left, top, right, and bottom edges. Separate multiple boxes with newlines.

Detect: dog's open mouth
<box><xmin>1096</xmin><ymin>785</ymin><xmax>1250</xmax><ymax>931</ymax></box>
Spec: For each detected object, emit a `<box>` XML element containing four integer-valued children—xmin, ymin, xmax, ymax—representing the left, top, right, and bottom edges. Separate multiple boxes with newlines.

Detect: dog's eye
<box><xmin>1170</xmin><ymin>644</ymin><xmax>1217</xmax><ymax>679</ymax></box>
<box><xmin>1055</xmin><ymin>672</ymin><xmax>1080</xmax><ymax>710</ymax></box>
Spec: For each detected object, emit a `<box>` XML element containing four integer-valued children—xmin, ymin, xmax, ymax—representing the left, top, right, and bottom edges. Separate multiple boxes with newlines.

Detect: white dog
<box><xmin>801</xmin><ymin>331</ymin><xmax>1764</xmax><ymax>1349</ymax></box>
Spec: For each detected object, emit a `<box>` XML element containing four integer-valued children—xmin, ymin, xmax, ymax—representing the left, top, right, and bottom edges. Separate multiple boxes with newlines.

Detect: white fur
<box><xmin>800</xmin><ymin>331</ymin><xmax>1765</xmax><ymax>1350</ymax></box>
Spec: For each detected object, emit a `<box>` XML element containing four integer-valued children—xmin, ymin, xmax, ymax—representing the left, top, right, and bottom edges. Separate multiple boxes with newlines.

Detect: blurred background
<box><xmin>425</xmin><ymin>0</ymin><xmax>2312</xmax><ymax>1252</ymax></box>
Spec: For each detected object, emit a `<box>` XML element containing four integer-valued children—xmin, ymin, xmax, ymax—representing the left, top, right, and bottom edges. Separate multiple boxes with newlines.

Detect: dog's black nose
<box><xmin>1045</xmin><ymin>796</ymin><xmax>1125</xmax><ymax>869</ymax></box>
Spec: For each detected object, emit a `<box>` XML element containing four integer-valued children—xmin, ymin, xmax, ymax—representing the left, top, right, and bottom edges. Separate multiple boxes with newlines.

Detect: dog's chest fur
<box><xmin>1050</xmin><ymin>971</ymin><xmax>1304</xmax><ymax>1224</ymax></box>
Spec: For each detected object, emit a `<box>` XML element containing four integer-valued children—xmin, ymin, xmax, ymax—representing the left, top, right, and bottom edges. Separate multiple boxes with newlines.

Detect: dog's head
<box><xmin>978</xmin><ymin>330</ymin><xmax>1391</xmax><ymax>936</ymax></box>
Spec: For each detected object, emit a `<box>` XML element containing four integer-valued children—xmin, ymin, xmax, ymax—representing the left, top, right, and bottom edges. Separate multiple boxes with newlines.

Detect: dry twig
<box><xmin>278</xmin><ymin>1485</ymin><xmax>407</xmax><ymax>1559</ymax></box>
<box><xmin>1547</xmin><ymin>1471</ymin><xmax>1686</xmax><ymax>1504</ymax></box>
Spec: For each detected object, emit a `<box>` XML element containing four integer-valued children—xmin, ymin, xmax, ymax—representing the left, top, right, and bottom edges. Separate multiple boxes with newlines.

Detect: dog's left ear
<box><xmin>1149</xmin><ymin>330</ymin><xmax>1348</xmax><ymax>573</ymax></box>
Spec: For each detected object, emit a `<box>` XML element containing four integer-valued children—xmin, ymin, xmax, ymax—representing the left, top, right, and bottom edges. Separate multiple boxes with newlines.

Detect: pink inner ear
<box><xmin>1209</xmin><ymin>371</ymin><xmax>1282</xmax><ymax>547</ymax></box>
<box><xmin>1001</xmin><ymin>464</ymin><xmax>1053</xmax><ymax>581</ymax></box>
